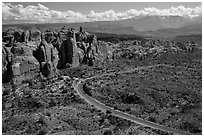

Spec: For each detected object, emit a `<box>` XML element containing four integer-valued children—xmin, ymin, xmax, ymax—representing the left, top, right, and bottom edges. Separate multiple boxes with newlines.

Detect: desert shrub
<box><xmin>148</xmin><ymin>117</ymin><xmax>156</xmax><ymax>122</ymax></box>
<box><xmin>14</xmin><ymin>91</ymin><xmax>43</xmax><ymax>112</ymax></box>
<box><xmin>120</xmin><ymin>93</ymin><xmax>144</xmax><ymax>105</ymax></box>
<box><xmin>61</xmin><ymin>89</ymin><xmax>69</xmax><ymax>94</ymax></box>
<box><xmin>125</xmin><ymin>108</ymin><xmax>131</xmax><ymax>112</ymax></box>
<box><xmin>38</xmin><ymin>127</ymin><xmax>47</xmax><ymax>135</ymax></box>
<box><xmin>49</xmin><ymin>99</ymin><xmax>57</xmax><ymax>107</ymax></box>
<box><xmin>114</xmin><ymin>106</ymin><xmax>118</xmax><ymax>110</ymax></box>
<box><xmin>2</xmin><ymin>88</ymin><xmax>11</xmax><ymax>96</ymax></box>
<box><xmin>180</xmin><ymin>121</ymin><xmax>201</xmax><ymax>134</ymax></box>
<box><xmin>83</xmin><ymin>84</ymin><xmax>92</xmax><ymax>97</ymax></box>
<box><xmin>103</xmin><ymin>129</ymin><xmax>112</xmax><ymax>135</ymax></box>
<box><xmin>106</xmin><ymin>110</ymin><xmax>112</xmax><ymax>114</ymax></box>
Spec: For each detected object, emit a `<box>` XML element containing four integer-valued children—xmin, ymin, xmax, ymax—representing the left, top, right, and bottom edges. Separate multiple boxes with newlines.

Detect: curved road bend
<box><xmin>73</xmin><ymin>64</ymin><xmax>191</xmax><ymax>135</ymax></box>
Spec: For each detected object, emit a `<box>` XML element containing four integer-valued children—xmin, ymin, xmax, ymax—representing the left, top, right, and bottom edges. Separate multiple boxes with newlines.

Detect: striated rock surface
<box><xmin>36</xmin><ymin>39</ymin><xmax>59</xmax><ymax>77</ymax></box>
<box><xmin>9</xmin><ymin>43</ymin><xmax>40</xmax><ymax>84</ymax></box>
<box><xmin>11</xmin><ymin>56</ymin><xmax>40</xmax><ymax>84</ymax></box>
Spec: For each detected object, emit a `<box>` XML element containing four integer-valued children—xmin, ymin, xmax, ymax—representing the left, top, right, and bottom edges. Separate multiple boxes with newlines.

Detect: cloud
<box><xmin>2</xmin><ymin>3</ymin><xmax>202</xmax><ymax>24</ymax></box>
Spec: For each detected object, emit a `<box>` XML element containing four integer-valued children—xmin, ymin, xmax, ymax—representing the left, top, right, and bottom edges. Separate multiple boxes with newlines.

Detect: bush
<box><xmin>103</xmin><ymin>129</ymin><xmax>112</xmax><ymax>135</ymax></box>
<box><xmin>125</xmin><ymin>108</ymin><xmax>131</xmax><ymax>112</ymax></box>
<box><xmin>38</xmin><ymin>127</ymin><xmax>47</xmax><ymax>135</ymax></box>
<box><xmin>180</xmin><ymin>121</ymin><xmax>201</xmax><ymax>134</ymax></box>
<box><xmin>148</xmin><ymin>117</ymin><xmax>156</xmax><ymax>122</ymax></box>
<box><xmin>120</xmin><ymin>93</ymin><xmax>144</xmax><ymax>105</ymax></box>
<box><xmin>114</xmin><ymin>106</ymin><xmax>118</xmax><ymax>110</ymax></box>
<box><xmin>106</xmin><ymin>110</ymin><xmax>112</xmax><ymax>114</ymax></box>
<box><xmin>83</xmin><ymin>84</ymin><xmax>92</xmax><ymax>96</ymax></box>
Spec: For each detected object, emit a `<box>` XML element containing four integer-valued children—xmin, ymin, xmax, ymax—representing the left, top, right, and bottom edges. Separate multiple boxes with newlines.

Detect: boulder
<box><xmin>6</xmin><ymin>29</ymin><xmax>15</xmax><ymax>36</ymax></box>
<box><xmin>58</xmin><ymin>31</ymin><xmax>67</xmax><ymax>41</ymax></box>
<box><xmin>11</xmin><ymin>56</ymin><xmax>40</xmax><ymax>84</ymax></box>
<box><xmin>45</xmin><ymin>31</ymin><xmax>56</xmax><ymax>44</ymax></box>
<box><xmin>11</xmin><ymin>43</ymin><xmax>33</xmax><ymax>56</ymax></box>
<box><xmin>30</xmin><ymin>30</ymin><xmax>41</xmax><ymax>46</ymax></box>
<box><xmin>26</xmin><ymin>41</ymin><xmax>39</xmax><ymax>51</ymax></box>
<box><xmin>14</xmin><ymin>30</ymin><xmax>23</xmax><ymax>42</ymax></box>
<box><xmin>60</xmin><ymin>26</ymin><xmax>68</xmax><ymax>34</ymax></box>
<box><xmin>3</xmin><ymin>42</ymin><xmax>40</xmax><ymax>84</ymax></box>
<box><xmin>3</xmin><ymin>35</ymin><xmax>14</xmax><ymax>46</ymax></box>
<box><xmin>76</xmin><ymin>31</ymin><xmax>87</xmax><ymax>42</ymax></box>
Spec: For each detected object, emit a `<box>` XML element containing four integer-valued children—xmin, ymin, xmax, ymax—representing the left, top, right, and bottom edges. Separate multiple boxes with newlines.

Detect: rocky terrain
<box><xmin>86</xmin><ymin>65</ymin><xmax>201</xmax><ymax>134</ymax></box>
<box><xmin>2</xmin><ymin>25</ymin><xmax>202</xmax><ymax>135</ymax></box>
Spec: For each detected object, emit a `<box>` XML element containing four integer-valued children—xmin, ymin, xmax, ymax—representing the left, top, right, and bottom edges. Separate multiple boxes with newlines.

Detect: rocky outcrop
<box><xmin>58</xmin><ymin>31</ymin><xmax>67</xmax><ymax>41</ymax></box>
<box><xmin>13</xmin><ymin>30</ymin><xmax>23</xmax><ymax>42</ymax></box>
<box><xmin>93</xmin><ymin>41</ymin><xmax>114</xmax><ymax>61</ymax></box>
<box><xmin>2</xmin><ymin>27</ymin><xmax>111</xmax><ymax>84</ymax></box>
<box><xmin>2</xmin><ymin>43</ymin><xmax>13</xmax><ymax>82</ymax></box>
<box><xmin>30</xmin><ymin>30</ymin><xmax>41</xmax><ymax>46</ymax></box>
<box><xmin>3</xmin><ymin>35</ymin><xmax>14</xmax><ymax>47</ymax></box>
<box><xmin>7</xmin><ymin>43</ymin><xmax>40</xmax><ymax>84</ymax></box>
<box><xmin>11</xmin><ymin>43</ymin><xmax>33</xmax><ymax>56</ymax></box>
<box><xmin>45</xmin><ymin>31</ymin><xmax>56</xmax><ymax>44</ymax></box>
<box><xmin>2</xmin><ymin>45</ymin><xmax>8</xmax><ymax>74</ymax></box>
<box><xmin>11</xmin><ymin>56</ymin><xmax>40</xmax><ymax>84</ymax></box>
<box><xmin>36</xmin><ymin>39</ymin><xmax>59</xmax><ymax>77</ymax></box>
<box><xmin>22</xmin><ymin>30</ymin><xmax>30</xmax><ymax>43</ymax></box>
<box><xmin>75</xmin><ymin>27</ymin><xmax>99</xmax><ymax>66</ymax></box>
<box><xmin>59</xmin><ymin>32</ymin><xmax>79</xmax><ymax>68</ymax></box>
<box><xmin>5</xmin><ymin>29</ymin><xmax>15</xmax><ymax>36</ymax></box>
<box><xmin>76</xmin><ymin>42</ymin><xmax>95</xmax><ymax>66</ymax></box>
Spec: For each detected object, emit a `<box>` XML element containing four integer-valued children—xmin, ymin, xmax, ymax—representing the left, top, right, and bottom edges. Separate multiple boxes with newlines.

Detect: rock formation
<box><xmin>2</xmin><ymin>43</ymin><xmax>13</xmax><ymax>82</ymax></box>
<box><xmin>22</xmin><ymin>30</ymin><xmax>30</xmax><ymax>43</ymax></box>
<box><xmin>45</xmin><ymin>30</ymin><xmax>56</xmax><ymax>44</ymax></box>
<box><xmin>59</xmin><ymin>30</ymin><xmax>79</xmax><ymax>68</ymax></box>
<box><xmin>13</xmin><ymin>30</ymin><xmax>23</xmax><ymax>43</ymax></box>
<box><xmin>3</xmin><ymin>43</ymin><xmax>40</xmax><ymax>84</ymax></box>
<box><xmin>36</xmin><ymin>34</ymin><xmax>59</xmax><ymax>77</ymax></box>
<box><xmin>30</xmin><ymin>30</ymin><xmax>42</xmax><ymax>46</ymax></box>
<box><xmin>11</xmin><ymin>55</ymin><xmax>40</xmax><ymax>84</ymax></box>
<box><xmin>1</xmin><ymin>26</ymin><xmax>106</xmax><ymax>84</ymax></box>
<box><xmin>3</xmin><ymin>35</ymin><xmax>14</xmax><ymax>47</ymax></box>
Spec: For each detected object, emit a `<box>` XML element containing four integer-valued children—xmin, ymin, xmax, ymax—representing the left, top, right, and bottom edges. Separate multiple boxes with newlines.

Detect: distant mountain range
<box><xmin>63</xmin><ymin>15</ymin><xmax>201</xmax><ymax>43</ymax></box>
<box><xmin>3</xmin><ymin>15</ymin><xmax>202</xmax><ymax>44</ymax></box>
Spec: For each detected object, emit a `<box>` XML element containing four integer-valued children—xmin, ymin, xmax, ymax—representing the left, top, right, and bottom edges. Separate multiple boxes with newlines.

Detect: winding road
<box><xmin>73</xmin><ymin>64</ymin><xmax>192</xmax><ymax>135</ymax></box>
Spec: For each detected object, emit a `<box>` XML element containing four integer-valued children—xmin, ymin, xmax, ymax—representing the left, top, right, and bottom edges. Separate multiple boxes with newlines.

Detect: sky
<box><xmin>2</xmin><ymin>2</ymin><xmax>202</xmax><ymax>24</ymax></box>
